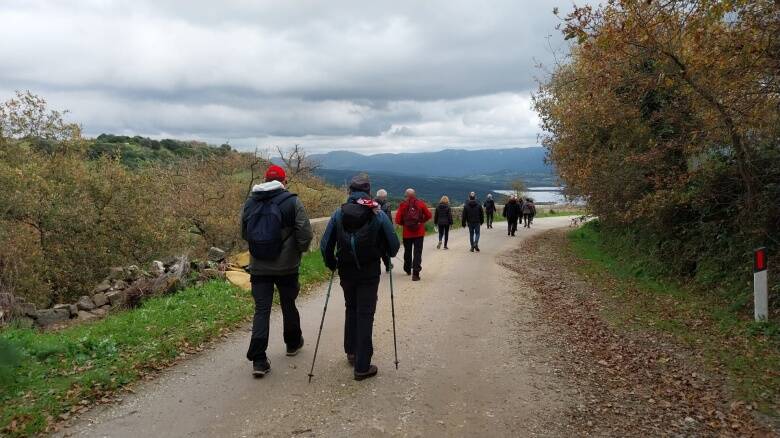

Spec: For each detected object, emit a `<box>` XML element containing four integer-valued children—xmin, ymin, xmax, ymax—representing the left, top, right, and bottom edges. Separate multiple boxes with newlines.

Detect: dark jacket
<box><xmin>483</xmin><ymin>199</ymin><xmax>496</xmax><ymax>213</ymax></box>
<box><xmin>461</xmin><ymin>199</ymin><xmax>484</xmax><ymax>226</ymax></box>
<box><xmin>433</xmin><ymin>203</ymin><xmax>453</xmax><ymax>226</ymax></box>
<box><xmin>376</xmin><ymin>198</ymin><xmax>392</xmax><ymax>222</ymax></box>
<box><xmin>241</xmin><ymin>181</ymin><xmax>313</xmax><ymax>276</ymax></box>
<box><xmin>502</xmin><ymin>200</ymin><xmax>521</xmax><ymax>219</ymax></box>
<box><xmin>523</xmin><ymin>201</ymin><xmax>536</xmax><ymax>215</ymax></box>
<box><xmin>321</xmin><ymin>191</ymin><xmax>401</xmax><ymax>278</ymax></box>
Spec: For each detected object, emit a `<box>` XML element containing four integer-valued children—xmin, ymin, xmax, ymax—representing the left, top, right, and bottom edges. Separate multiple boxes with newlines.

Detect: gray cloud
<box><xmin>0</xmin><ymin>0</ymin><xmax>576</xmax><ymax>153</ymax></box>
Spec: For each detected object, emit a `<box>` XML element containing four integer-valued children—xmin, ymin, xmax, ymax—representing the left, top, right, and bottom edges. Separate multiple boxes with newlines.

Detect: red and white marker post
<box><xmin>754</xmin><ymin>247</ymin><xmax>768</xmax><ymax>321</ymax></box>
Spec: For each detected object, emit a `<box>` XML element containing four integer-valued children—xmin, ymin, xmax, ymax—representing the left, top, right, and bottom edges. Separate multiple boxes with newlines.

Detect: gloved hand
<box><xmin>325</xmin><ymin>258</ymin><xmax>338</xmax><ymax>272</ymax></box>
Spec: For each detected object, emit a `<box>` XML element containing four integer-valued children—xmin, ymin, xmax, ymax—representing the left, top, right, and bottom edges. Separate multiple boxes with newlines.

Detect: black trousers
<box><xmin>246</xmin><ymin>274</ymin><xmax>302</xmax><ymax>362</ymax></box>
<box><xmin>438</xmin><ymin>224</ymin><xmax>450</xmax><ymax>246</ymax></box>
<box><xmin>341</xmin><ymin>275</ymin><xmax>380</xmax><ymax>373</ymax></box>
<box><xmin>508</xmin><ymin>217</ymin><xmax>518</xmax><ymax>235</ymax></box>
<box><xmin>486</xmin><ymin>212</ymin><xmax>494</xmax><ymax>228</ymax></box>
<box><xmin>403</xmin><ymin>237</ymin><xmax>424</xmax><ymax>274</ymax></box>
<box><xmin>523</xmin><ymin>213</ymin><xmax>532</xmax><ymax>227</ymax></box>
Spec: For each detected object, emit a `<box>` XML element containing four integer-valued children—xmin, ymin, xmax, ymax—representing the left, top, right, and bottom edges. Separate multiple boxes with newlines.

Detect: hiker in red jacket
<box><xmin>394</xmin><ymin>188</ymin><xmax>432</xmax><ymax>281</ymax></box>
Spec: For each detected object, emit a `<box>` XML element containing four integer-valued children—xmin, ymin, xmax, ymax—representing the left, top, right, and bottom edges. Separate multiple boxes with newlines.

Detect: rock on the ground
<box><xmin>35</xmin><ymin>308</ymin><xmax>70</xmax><ymax>326</ymax></box>
<box><xmin>207</xmin><ymin>247</ymin><xmax>226</xmax><ymax>262</ymax></box>
<box><xmin>150</xmin><ymin>261</ymin><xmax>165</xmax><ymax>276</ymax></box>
<box><xmin>92</xmin><ymin>292</ymin><xmax>109</xmax><ymax>307</ymax></box>
<box><xmin>112</xmin><ymin>280</ymin><xmax>130</xmax><ymax>290</ymax></box>
<box><xmin>93</xmin><ymin>280</ymin><xmax>112</xmax><ymax>294</ymax></box>
<box><xmin>14</xmin><ymin>300</ymin><xmax>37</xmax><ymax>318</ymax></box>
<box><xmin>201</xmin><ymin>268</ymin><xmax>225</xmax><ymax>280</ymax></box>
<box><xmin>77</xmin><ymin>310</ymin><xmax>98</xmax><ymax>321</ymax></box>
<box><xmin>76</xmin><ymin>295</ymin><xmax>96</xmax><ymax>311</ymax></box>
<box><xmin>106</xmin><ymin>290</ymin><xmax>126</xmax><ymax>307</ymax></box>
<box><xmin>151</xmin><ymin>275</ymin><xmax>181</xmax><ymax>296</ymax></box>
<box><xmin>91</xmin><ymin>307</ymin><xmax>109</xmax><ymax>317</ymax></box>
<box><xmin>53</xmin><ymin>303</ymin><xmax>77</xmax><ymax>318</ymax></box>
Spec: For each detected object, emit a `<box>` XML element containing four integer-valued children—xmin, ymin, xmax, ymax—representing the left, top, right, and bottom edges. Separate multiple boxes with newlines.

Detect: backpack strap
<box><xmin>269</xmin><ymin>191</ymin><xmax>298</xmax><ymax>241</ymax></box>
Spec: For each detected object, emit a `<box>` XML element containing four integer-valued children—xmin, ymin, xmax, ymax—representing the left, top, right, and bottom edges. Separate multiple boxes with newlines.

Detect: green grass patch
<box><xmin>536</xmin><ymin>209</ymin><xmax>582</xmax><ymax>218</ymax></box>
<box><xmin>568</xmin><ymin>221</ymin><xmax>780</xmax><ymax>416</ymax></box>
<box><xmin>0</xmin><ymin>252</ymin><xmax>330</xmax><ymax>437</ymax></box>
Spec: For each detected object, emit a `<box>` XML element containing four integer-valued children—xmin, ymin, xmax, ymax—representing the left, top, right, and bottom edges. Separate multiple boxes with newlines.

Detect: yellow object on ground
<box><xmin>230</xmin><ymin>251</ymin><xmax>250</xmax><ymax>268</ymax></box>
<box><xmin>225</xmin><ymin>251</ymin><xmax>252</xmax><ymax>290</ymax></box>
<box><xmin>225</xmin><ymin>270</ymin><xmax>251</xmax><ymax>291</ymax></box>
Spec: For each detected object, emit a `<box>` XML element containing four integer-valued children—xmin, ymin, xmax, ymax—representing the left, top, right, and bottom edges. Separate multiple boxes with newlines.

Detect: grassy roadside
<box><xmin>536</xmin><ymin>208</ymin><xmax>582</xmax><ymax>218</ymax></box>
<box><xmin>568</xmin><ymin>221</ymin><xmax>780</xmax><ymax>416</ymax></box>
<box><xmin>0</xmin><ymin>250</ymin><xmax>329</xmax><ymax>437</ymax></box>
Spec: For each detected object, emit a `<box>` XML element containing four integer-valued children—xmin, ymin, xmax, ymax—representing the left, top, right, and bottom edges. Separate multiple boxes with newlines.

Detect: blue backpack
<box><xmin>245</xmin><ymin>192</ymin><xmax>296</xmax><ymax>260</ymax></box>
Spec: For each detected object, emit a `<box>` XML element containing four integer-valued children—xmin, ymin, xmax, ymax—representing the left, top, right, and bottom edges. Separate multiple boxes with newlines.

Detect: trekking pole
<box><xmin>308</xmin><ymin>271</ymin><xmax>335</xmax><ymax>383</ymax></box>
<box><xmin>389</xmin><ymin>267</ymin><xmax>399</xmax><ymax>369</ymax></box>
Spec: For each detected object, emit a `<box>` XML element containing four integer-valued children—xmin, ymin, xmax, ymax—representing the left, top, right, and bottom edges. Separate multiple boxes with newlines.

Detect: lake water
<box><xmin>494</xmin><ymin>187</ymin><xmax>568</xmax><ymax>204</ymax></box>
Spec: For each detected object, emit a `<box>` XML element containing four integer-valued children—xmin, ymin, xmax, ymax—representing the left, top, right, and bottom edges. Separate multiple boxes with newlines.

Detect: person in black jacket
<box><xmin>375</xmin><ymin>189</ymin><xmax>393</xmax><ymax>272</ymax></box>
<box><xmin>461</xmin><ymin>192</ymin><xmax>484</xmax><ymax>252</ymax></box>
<box><xmin>433</xmin><ymin>195</ymin><xmax>453</xmax><ymax>249</ymax></box>
<box><xmin>320</xmin><ymin>175</ymin><xmax>400</xmax><ymax>381</ymax></box>
<box><xmin>241</xmin><ymin>165</ymin><xmax>313</xmax><ymax>377</ymax></box>
<box><xmin>483</xmin><ymin>194</ymin><xmax>496</xmax><ymax>229</ymax></box>
<box><xmin>502</xmin><ymin>194</ymin><xmax>521</xmax><ymax>236</ymax></box>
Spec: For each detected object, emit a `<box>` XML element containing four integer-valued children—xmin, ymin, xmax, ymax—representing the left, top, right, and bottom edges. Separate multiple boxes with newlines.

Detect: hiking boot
<box><xmin>347</xmin><ymin>353</ymin><xmax>355</xmax><ymax>366</ymax></box>
<box><xmin>444</xmin><ymin>245</ymin><xmax>449</xmax><ymax>250</ymax></box>
<box><xmin>404</xmin><ymin>269</ymin><xmax>411</xmax><ymax>276</ymax></box>
<box><xmin>436</xmin><ymin>241</ymin><xmax>441</xmax><ymax>249</ymax></box>
<box><xmin>475</xmin><ymin>246</ymin><xmax>480</xmax><ymax>252</ymax></box>
<box><xmin>252</xmin><ymin>359</ymin><xmax>271</xmax><ymax>378</ymax></box>
<box><xmin>412</xmin><ymin>273</ymin><xmax>421</xmax><ymax>281</ymax></box>
<box><xmin>354</xmin><ymin>365</ymin><xmax>378</xmax><ymax>381</ymax></box>
<box><xmin>286</xmin><ymin>338</ymin><xmax>304</xmax><ymax>356</ymax></box>
<box><xmin>470</xmin><ymin>247</ymin><xmax>474</xmax><ymax>252</ymax></box>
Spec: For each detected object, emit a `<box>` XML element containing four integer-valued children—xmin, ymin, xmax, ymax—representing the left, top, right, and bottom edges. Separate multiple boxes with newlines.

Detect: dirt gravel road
<box><xmin>59</xmin><ymin>217</ymin><xmax>575</xmax><ymax>438</ymax></box>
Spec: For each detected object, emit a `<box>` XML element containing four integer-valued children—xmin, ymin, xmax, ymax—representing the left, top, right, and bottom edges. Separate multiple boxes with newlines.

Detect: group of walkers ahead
<box><xmin>502</xmin><ymin>194</ymin><xmax>537</xmax><ymax>236</ymax></box>
<box><xmin>240</xmin><ymin>166</ymin><xmax>537</xmax><ymax>381</ymax></box>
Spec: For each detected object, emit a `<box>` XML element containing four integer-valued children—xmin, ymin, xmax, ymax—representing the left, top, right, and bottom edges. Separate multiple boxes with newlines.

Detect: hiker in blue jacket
<box><xmin>320</xmin><ymin>174</ymin><xmax>400</xmax><ymax>381</ymax></box>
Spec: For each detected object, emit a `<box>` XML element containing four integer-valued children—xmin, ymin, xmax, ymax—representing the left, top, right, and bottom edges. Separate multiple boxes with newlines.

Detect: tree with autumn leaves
<box><xmin>0</xmin><ymin>91</ymin><xmax>342</xmax><ymax>307</ymax></box>
<box><xmin>535</xmin><ymin>1</ymin><xmax>779</xmax><ymax>303</ymax></box>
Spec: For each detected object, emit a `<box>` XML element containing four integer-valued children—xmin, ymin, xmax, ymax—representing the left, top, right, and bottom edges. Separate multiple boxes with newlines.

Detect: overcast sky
<box><xmin>0</xmin><ymin>0</ymin><xmax>578</xmax><ymax>153</ymax></box>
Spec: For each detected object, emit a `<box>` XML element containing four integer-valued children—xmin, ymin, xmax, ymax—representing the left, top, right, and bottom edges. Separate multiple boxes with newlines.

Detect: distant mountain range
<box><xmin>299</xmin><ymin>147</ymin><xmax>558</xmax><ymax>204</ymax></box>
<box><xmin>315</xmin><ymin>168</ymin><xmax>507</xmax><ymax>205</ymax></box>
<box><xmin>307</xmin><ymin>147</ymin><xmax>552</xmax><ymax>178</ymax></box>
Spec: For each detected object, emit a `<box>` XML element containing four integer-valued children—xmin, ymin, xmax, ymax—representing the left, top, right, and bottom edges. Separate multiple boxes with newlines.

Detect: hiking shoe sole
<box><xmin>252</xmin><ymin>368</ymin><xmax>270</xmax><ymax>378</ymax></box>
<box><xmin>286</xmin><ymin>338</ymin><xmax>304</xmax><ymax>356</ymax></box>
<box><xmin>354</xmin><ymin>365</ymin><xmax>378</xmax><ymax>381</ymax></box>
<box><xmin>252</xmin><ymin>360</ymin><xmax>271</xmax><ymax>378</ymax></box>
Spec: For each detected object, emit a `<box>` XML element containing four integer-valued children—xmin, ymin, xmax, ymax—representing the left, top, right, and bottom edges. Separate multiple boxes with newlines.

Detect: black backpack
<box><xmin>245</xmin><ymin>192</ymin><xmax>296</xmax><ymax>260</ymax></box>
<box><xmin>336</xmin><ymin>202</ymin><xmax>384</xmax><ymax>269</ymax></box>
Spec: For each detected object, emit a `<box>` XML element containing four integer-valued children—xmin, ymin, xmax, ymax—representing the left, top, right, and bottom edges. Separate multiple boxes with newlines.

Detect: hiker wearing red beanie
<box><xmin>241</xmin><ymin>164</ymin><xmax>313</xmax><ymax>377</ymax></box>
<box><xmin>264</xmin><ymin>165</ymin><xmax>286</xmax><ymax>183</ymax></box>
